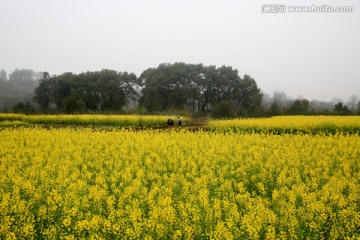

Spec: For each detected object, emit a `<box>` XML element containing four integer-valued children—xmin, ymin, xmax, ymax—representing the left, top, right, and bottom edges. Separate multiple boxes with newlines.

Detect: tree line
<box><xmin>0</xmin><ymin>69</ymin><xmax>41</xmax><ymax>113</ymax></box>
<box><xmin>33</xmin><ymin>70</ymin><xmax>137</xmax><ymax>113</ymax></box>
<box><xmin>1</xmin><ymin>63</ymin><xmax>359</xmax><ymax>117</ymax></box>
<box><xmin>33</xmin><ymin>63</ymin><xmax>263</xmax><ymax>116</ymax></box>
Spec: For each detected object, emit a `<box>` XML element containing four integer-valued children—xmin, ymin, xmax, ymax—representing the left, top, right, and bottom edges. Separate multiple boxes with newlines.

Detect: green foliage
<box><xmin>288</xmin><ymin>99</ymin><xmax>310</xmax><ymax>115</ymax></box>
<box><xmin>269</xmin><ymin>101</ymin><xmax>282</xmax><ymax>116</ymax></box>
<box><xmin>33</xmin><ymin>72</ymin><xmax>51</xmax><ymax>110</ymax></box>
<box><xmin>33</xmin><ymin>70</ymin><xmax>138</xmax><ymax>113</ymax></box>
<box><xmin>211</xmin><ymin>101</ymin><xmax>235</xmax><ymax>118</ymax></box>
<box><xmin>11</xmin><ymin>101</ymin><xmax>35</xmax><ymax>114</ymax></box>
<box><xmin>62</xmin><ymin>97</ymin><xmax>85</xmax><ymax>113</ymax></box>
<box><xmin>233</xmin><ymin>74</ymin><xmax>262</xmax><ymax>111</ymax></box>
<box><xmin>139</xmin><ymin>63</ymin><xmax>262</xmax><ymax>116</ymax></box>
<box><xmin>334</xmin><ymin>102</ymin><xmax>351</xmax><ymax>115</ymax></box>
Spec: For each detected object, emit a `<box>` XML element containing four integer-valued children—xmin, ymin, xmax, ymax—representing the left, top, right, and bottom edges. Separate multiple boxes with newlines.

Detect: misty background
<box><xmin>0</xmin><ymin>0</ymin><xmax>359</xmax><ymax>113</ymax></box>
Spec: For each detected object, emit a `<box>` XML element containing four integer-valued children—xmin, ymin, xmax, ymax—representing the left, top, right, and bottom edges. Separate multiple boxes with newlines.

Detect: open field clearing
<box><xmin>1</xmin><ymin>127</ymin><xmax>359</xmax><ymax>239</ymax></box>
<box><xmin>0</xmin><ymin>114</ymin><xmax>188</xmax><ymax>128</ymax></box>
<box><xmin>207</xmin><ymin>116</ymin><xmax>360</xmax><ymax>134</ymax></box>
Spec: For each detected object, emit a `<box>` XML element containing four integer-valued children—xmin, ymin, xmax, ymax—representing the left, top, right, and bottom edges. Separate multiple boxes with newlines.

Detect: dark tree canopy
<box><xmin>33</xmin><ymin>72</ymin><xmax>52</xmax><ymax>110</ymax></box>
<box><xmin>139</xmin><ymin>63</ymin><xmax>263</xmax><ymax>115</ymax></box>
<box><xmin>33</xmin><ymin>70</ymin><xmax>138</xmax><ymax>113</ymax></box>
<box><xmin>334</xmin><ymin>102</ymin><xmax>351</xmax><ymax>115</ymax></box>
<box><xmin>288</xmin><ymin>99</ymin><xmax>310</xmax><ymax>115</ymax></box>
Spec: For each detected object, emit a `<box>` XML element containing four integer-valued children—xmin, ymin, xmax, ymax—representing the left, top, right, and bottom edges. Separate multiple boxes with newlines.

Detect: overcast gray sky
<box><xmin>0</xmin><ymin>0</ymin><xmax>359</xmax><ymax>102</ymax></box>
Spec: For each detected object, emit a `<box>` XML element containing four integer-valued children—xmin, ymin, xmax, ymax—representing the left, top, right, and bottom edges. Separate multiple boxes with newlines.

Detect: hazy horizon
<box><xmin>1</xmin><ymin>0</ymin><xmax>359</xmax><ymax>102</ymax></box>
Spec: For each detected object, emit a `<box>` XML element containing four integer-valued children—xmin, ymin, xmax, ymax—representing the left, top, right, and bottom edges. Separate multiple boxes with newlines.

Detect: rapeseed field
<box><xmin>0</xmin><ymin>114</ymin><xmax>187</xmax><ymax>127</ymax></box>
<box><xmin>1</xmin><ymin>120</ymin><xmax>359</xmax><ymax>239</ymax></box>
<box><xmin>207</xmin><ymin>116</ymin><xmax>360</xmax><ymax>134</ymax></box>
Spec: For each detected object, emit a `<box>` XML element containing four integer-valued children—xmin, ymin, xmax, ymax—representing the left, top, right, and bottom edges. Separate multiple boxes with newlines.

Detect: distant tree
<box><xmin>343</xmin><ymin>105</ymin><xmax>350</xmax><ymax>114</ymax></box>
<box><xmin>33</xmin><ymin>70</ymin><xmax>137</xmax><ymax>113</ymax></box>
<box><xmin>334</xmin><ymin>102</ymin><xmax>343</xmax><ymax>113</ymax></box>
<box><xmin>33</xmin><ymin>72</ymin><xmax>52</xmax><ymax>111</ymax></box>
<box><xmin>233</xmin><ymin>74</ymin><xmax>262</xmax><ymax>115</ymax></box>
<box><xmin>273</xmin><ymin>91</ymin><xmax>291</xmax><ymax>108</ymax></box>
<box><xmin>261</xmin><ymin>92</ymin><xmax>272</xmax><ymax>109</ymax></box>
<box><xmin>309</xmin><ymin>100</ymin><xmax>333</xmax><ymax>114</ymax></box>
<box><xmin>9</xmin><ymin>69</ymin><xmax>37</xmax><ymax>82</ymax></box>
<box><xmin>347</xmin><ymin>95</ymin><xmax>359</xmax><ymax>114</ymax></box>
<box><xmin>52</xmin><ymin>72</ymin><xmax>74</xmax><ymax>109</ymax></box>
<box><xmin>334</xmin><ymin>102</ymin><xmax>351</xmax><ymax>115</ymax></box>
<box><xmin>11</xmin><ymin>101</ymin><xmax>35</xmax><ymax>114</ymax></box>
<box><xmin>62</xmin><ymin>97</ymin><xmax>85</xmax><ymax>113</ymax></box>
<box><xmin>211</xmin><ymin>100</ymin><xmax>235</xmax><ymax>118</ymax></box>
<box><xmin>0</xmin><ymin>70</ymin><xmax>6</xmax><ymax>81</ymax></box>
<box><xmin>119</xmin><ymin>72</ymin><xmax>138</xmax><ymax>102</ymax></box>
<box><xmin>139</xmin><ymin>63</ymin><xmax>262</xmax><ymax>115</ymax></box>
<box><xmin>197</xmin><ymin>65</ymin><xmax>217</xmax><ymax>112</ymax></box>
<box><xmin>0</xmin><ymin>69</ymin><xmax>40</xmax><ymax>112</ymax></box>
<box><xmin>269</xmin><ymin>101</ymin><xmax>281</xmax><ymax>115</ymax></box>
<box><xmin>32</xmin><ymin>64</ymin><xmax>263</xmax><ymax>116</ymax></box>
<box><xmin>288</xmin><ymin>98</ymin><xmax>310</xmax><ymax>115</ymax></box>
<box><xmin>210</xmin><ymin>65</ymin><xmax>240</xmax><ymax>106</ymax></box>
<box><xmin>98</xmin><ymin>69</ymin><xmax>136</xmax><ymax>111</ymax></box>
<box><xmin>139</xmin><ymin>63</ymin><xmax>198</xmax><ymax>112</ymax></box>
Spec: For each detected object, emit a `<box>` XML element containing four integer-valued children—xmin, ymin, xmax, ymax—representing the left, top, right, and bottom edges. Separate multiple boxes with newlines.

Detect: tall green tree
<box><xmin>52</xmin><ymin>72</ymin><xmax>74</xmax><ymax>109</ymax></box>
<box><xmin>139</xmin><ymin>63</ymin><xmax>262</xmax><ymax>115</ymax></box>
<box><xmin>334</xmin><ymin>102</ymin><xmax>351</xmax><ymax>115</ymax></box>
<box><xmin>139</xmin><ymin>63</ymin><xmax>196</xmax><ymax>112</ymax></box>
<box><xmin>33</xmin><ymin>72</ymin><xmax>52</xmax><ymax>111</ymax></box>
<box><xmin>233</xmin><ymin>74</ymin><xmax>262</xmax><ymax>112</ymax></box>
<box><xmin>288</xmin><ymin>98</ymin><xmax>310</xmax><ymax>115</ymax></box>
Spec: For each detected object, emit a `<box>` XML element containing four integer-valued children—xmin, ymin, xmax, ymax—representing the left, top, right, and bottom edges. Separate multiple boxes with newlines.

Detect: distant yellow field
<box><xmin>1</xmin><ymin>127</ymin><xmax>359</xmax><ymax>239</ymax></box>
<box><xmin>0</xmin><ymin>113</ymin><xmax>188</xmax><ymax>127</ymax></box>
<box><xmin>207</xmin><ymin>116</ymin><xmax>360</xmax><ymax>134</ymax></box>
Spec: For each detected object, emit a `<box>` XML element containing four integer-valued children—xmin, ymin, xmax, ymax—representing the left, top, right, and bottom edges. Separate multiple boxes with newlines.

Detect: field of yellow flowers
<box><xmin>207</xmin><ymin>116</ymin><xmax>360</xmax><ymax>134</ymax></box>
<box><xmin>1</xmin><ymin>120</ymin><xmax>359</xmax><ymax>239</ymax></box>
<box><xmin>0</xmin><ymin>113</ymin><xmax>188</xmax><ymax>128</ymax></box>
